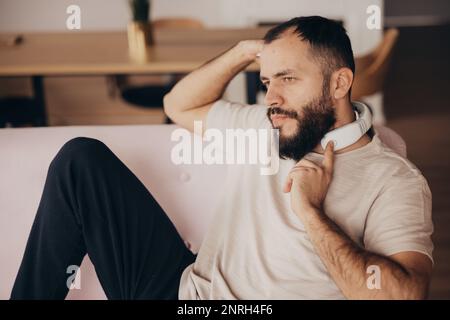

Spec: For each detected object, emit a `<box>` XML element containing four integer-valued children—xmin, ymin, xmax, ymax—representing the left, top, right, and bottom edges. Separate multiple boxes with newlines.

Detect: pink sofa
<box><xmin>0</xmin><ymin>124</ymin><xmax>406</xmax><ymax>300</ymax></box>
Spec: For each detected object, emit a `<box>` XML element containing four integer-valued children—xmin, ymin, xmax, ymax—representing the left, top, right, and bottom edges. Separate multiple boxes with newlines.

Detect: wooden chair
<box><xmin>352</xmin><ymin>28</ymin><xmax>399</xmax><ymax>100</ymax></box>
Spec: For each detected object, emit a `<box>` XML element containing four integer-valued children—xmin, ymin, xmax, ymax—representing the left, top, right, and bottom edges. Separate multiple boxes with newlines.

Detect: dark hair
<box><xmin>263</xmin><ymin>16</ymin><xmax>355</xmax><ymax>80</ymax></box>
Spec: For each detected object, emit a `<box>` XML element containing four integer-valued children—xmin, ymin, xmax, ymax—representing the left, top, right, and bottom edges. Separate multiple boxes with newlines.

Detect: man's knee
<box><xmin>50</xmin><ymin>137</ymin><xmax>110</xmax><ymax>171</ymax></box>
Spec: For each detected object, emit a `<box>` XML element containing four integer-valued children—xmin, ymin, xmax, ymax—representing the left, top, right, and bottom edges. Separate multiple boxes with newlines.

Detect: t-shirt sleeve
<box><xmin>205</xmin><ymin>99</ymin><xmax>268</xmax><ymax>132</ymax></box>
<box><xmin>363</xmin><ymin>172</ymin><xmax>434</xmax><ymax>263</ymax></box>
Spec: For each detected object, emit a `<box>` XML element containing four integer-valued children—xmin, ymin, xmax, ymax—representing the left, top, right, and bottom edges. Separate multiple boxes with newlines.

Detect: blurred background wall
<box><xmin>0</xmin><ymin>0</ymin><xmax>382</xmax><ymax>126</ymax></box>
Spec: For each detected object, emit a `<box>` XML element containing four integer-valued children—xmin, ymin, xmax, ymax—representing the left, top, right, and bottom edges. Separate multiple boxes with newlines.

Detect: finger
<box><xmin>290</xmin><ymin>166</ymin><xmax>314</xmax><ymax>173</ymax></box>
<box><xmin>295</xmin><ymin>159</ymin><xmax>320</xmax><ymax>170</ymax></box>
<box><xmin>283</xmin><ymin>175</ymin><xmax>293</xmax><ymax>193</ymax></box>
<box><xmin>322</xmin><ymin>140</ymin><xmax>335</xmax><ymax>173</ymax></box>
<box><xmin>285</xmin><ymin>167</ymin><xmax>312</xmax><ymax>192</ymax></box>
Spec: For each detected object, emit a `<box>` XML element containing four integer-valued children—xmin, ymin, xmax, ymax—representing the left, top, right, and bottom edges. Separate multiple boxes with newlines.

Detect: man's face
<box><xmin>260</xmin><ymin>31</ymin><xmax>336</xmax><ymax>161</ymax></box>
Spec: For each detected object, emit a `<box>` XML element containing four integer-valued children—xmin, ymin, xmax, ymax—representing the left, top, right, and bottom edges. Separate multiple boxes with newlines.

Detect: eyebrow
<box><xmin>260</xmin><ymin>69</ymin><xmax>296</xmax><ymax>82</ymax></box>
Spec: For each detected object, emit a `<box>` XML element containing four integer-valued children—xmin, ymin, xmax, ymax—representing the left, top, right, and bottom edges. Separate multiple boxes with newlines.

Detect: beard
<box><xmin>266</xmin><ymin>82</ymin><xmax>336</xmax><ymax>162</ymax></box>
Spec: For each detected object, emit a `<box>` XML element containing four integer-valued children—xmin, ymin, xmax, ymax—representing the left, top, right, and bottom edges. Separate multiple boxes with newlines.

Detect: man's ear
<box><xmin>330</xmin><ymin>68</ymin><xmax>353</xmax><ymax>100</ymax></box>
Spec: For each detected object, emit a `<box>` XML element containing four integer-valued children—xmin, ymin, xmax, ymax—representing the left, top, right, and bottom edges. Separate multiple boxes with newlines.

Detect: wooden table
<box><xmin>0</xmin><ymin>28</ymin><xmax>269</xmax><ymax>125</ymax></box>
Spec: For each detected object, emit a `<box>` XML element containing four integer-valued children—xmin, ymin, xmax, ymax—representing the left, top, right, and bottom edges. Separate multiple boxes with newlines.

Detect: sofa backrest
<box><xmin>0</xmin><ymin>124</ymin><xmax>406</xmax><ymax>299</ymax></box>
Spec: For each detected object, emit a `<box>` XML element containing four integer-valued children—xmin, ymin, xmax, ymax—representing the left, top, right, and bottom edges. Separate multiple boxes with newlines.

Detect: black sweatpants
<box><xmin>10</xmin><ymin>137</ymin><xmax>196</xmax><ymax>300</ymax></box>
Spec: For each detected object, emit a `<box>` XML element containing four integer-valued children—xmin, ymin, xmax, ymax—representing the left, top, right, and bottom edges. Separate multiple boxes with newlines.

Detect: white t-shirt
<box><xmin>178</xmin><ymin>99</ymin><xmax>434</xmax><ymax>299</ymax></box>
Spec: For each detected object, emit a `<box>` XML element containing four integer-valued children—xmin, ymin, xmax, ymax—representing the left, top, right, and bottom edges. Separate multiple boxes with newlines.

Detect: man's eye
<box><xmin>283</xmin><ymin>77</ymin><xmax>294</xmax><ymax>82</ymax></box>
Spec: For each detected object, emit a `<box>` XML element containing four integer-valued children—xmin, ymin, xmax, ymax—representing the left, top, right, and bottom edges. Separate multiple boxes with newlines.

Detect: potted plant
<box><xmin>127</xmin><ymin>0</ymin><xmax>153</xmax><ymax>62</ymax></box>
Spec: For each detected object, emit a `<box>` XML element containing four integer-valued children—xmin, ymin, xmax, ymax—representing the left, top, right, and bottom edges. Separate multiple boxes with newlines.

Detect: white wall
<box><xmin>0</xmin><ymin>0</ymin><xmax>129</xmax><ymax>32</ymax></box>
<box><xmin>216</xmin><ymin>0</ymin><xmax>383</xmax><ymax>54</ymax></box>
<box><xmin>0</xmin><ymin>0</ymin><xmax>383</xmax><ymax>54</ymax></box>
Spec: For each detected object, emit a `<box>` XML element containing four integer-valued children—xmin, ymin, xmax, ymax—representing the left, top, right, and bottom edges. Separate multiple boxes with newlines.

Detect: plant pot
<box><xmin>127</xmin><ymin>21</ymin><xmax>154</xmax><ymax>63</ymax></box>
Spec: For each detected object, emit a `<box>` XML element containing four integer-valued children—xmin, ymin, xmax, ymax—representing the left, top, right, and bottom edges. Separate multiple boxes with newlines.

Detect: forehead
<box><xmin>260</xmin><ymin>31</ymin><xmax>318</xmax><ymax>78</ymax></box>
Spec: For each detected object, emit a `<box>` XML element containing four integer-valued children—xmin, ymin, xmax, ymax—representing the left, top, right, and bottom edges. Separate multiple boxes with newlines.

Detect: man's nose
<box><xmin>264</xmin><ymin>86</ymin><xmax>284</xmax><ymax>107</ymax></box>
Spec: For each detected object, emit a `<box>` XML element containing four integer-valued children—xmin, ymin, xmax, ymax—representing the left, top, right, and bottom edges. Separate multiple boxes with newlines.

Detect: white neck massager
<box><xmin>320</xmin><ymin>101</ymin><xmax>372</xmax><ymax>151</ymax></box>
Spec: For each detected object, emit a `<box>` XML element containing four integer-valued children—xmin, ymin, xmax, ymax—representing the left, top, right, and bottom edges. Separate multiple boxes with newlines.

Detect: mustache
<box><xmin>267</xmin><ymin>107</ymin><xmax>298</xmax><ymax>119</ymax></box>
